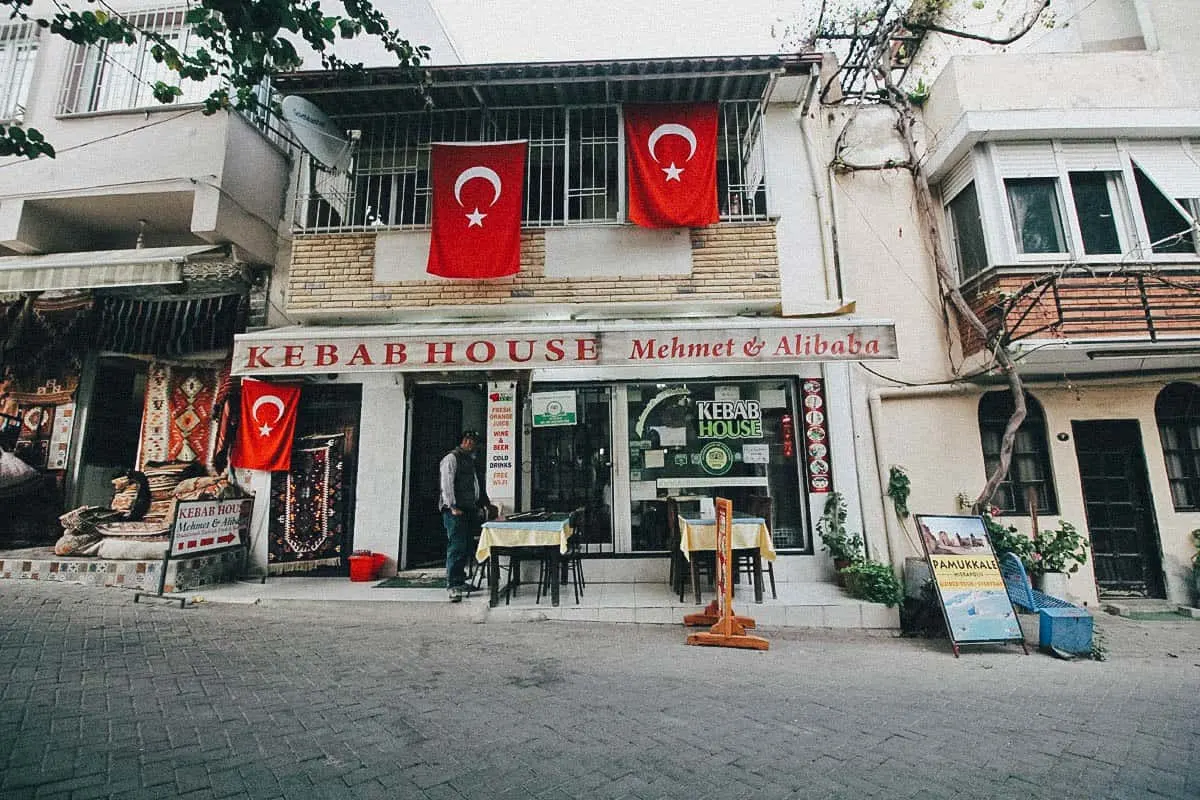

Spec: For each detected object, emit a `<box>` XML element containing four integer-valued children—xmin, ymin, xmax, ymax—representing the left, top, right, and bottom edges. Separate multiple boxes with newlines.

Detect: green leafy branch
<box><xmin>1</xmin><ymin>0</ymin><xmax>430</xmax><ymax>158</ymax></box>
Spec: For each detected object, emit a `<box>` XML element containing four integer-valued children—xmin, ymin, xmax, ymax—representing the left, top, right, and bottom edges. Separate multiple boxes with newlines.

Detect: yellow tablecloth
<box><xmin>678</xmin><ymin>516</ymin><xmax>776</xmax><ymax>562</ymax></box>
<box><xmin>476</xmin><ymin>519</ymin><xmax>572</xmax><ymax>562</ymax></box>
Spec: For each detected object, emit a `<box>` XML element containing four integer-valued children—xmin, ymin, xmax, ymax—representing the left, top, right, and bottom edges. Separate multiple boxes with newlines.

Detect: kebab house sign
<box><xmin>233</xmin><ymin>323</ymin><xmax>897</xmax><ymax>375</ymax></box>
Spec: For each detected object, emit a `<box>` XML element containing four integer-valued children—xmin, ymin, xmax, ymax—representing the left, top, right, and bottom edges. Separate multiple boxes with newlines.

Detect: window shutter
<box><xmin>1060</xmin><ymin>141</ymin><xmax>1122</xmax><ymax>172</ymax></box>
<box><xmin>993</xmin><ymin>142</ymin><xmax>1057</xmax><ymax>177</ymax></box>
<box><xmin>1127</xmin><ymin>140</ymin><xmax>1200</xmax><ymax>199</ymax></box>
<box><xmin>940</xmin><ymin>155</ymin><xmax>975</xmax><ymax>201</ymax></box>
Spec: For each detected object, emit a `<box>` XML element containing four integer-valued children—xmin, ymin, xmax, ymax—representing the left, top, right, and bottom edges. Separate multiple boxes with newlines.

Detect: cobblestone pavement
<box><xmin>1</xmin><ymin>581</ymin><xmax>1197</xmax><ymax>799</ymax></box>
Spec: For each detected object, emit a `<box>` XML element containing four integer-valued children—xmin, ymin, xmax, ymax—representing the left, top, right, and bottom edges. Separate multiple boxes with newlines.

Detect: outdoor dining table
<box><xmin>476</xmin><ymin>515</ymin><xmax>572</xmax><ymax>607</ymax></box>
<box><xmin>677</xmin><ymin>514</ymin><xmax>776</xmax><ymax>604</ymax></box>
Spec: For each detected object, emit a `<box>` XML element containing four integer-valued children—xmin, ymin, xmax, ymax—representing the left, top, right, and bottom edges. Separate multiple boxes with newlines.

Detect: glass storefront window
<box><xmin>626</xmin><ymin>379</ymin><xmax>809</xmax><ymax>553</ymax></box>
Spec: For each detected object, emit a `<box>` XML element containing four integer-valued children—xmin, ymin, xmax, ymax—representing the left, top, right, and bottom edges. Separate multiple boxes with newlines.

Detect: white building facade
<box><xmin>0</xmin><ymin>1</ymin><xmax>287</xmax><ymax>533</ymax></box>
<box><xmin>235</xmin><ymin>53</ymin><xmax>902</xmax><ymax>589</ymax></box>
<box><xmin>834</xmin><ymin>0</ymin><xmax>1200</xmax><ymax>608</ymax></box>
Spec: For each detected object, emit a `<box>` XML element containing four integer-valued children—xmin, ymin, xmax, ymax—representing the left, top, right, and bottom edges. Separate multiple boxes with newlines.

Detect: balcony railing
<box><xmin>962</xmin><ymin>267</ymin><xmax>1200</xmax><ymax>354</ymax></box>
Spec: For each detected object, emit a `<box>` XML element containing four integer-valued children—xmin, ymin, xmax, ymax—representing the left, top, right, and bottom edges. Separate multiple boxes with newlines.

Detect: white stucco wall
<box><xmin>347</xmin><ymin>374</ymin><xmax>409</xmax><ymax>573</ymax></box>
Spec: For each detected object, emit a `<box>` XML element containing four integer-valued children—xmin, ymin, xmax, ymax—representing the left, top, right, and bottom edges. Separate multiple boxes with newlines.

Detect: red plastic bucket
<box><xmin>348</xmin><ymin>555</ymin><xmax>375</xmax><ymax>582</ymax></box>
<box><xmin>371</xmin><ymin>552</ymin><xmax>387</xmax><ymax>575</ymax></box>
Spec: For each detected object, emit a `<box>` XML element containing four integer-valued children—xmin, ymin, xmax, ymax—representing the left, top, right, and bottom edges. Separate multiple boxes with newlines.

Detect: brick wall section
<box><xmin>960</xmin><ymin>269</ymin><xmax>1200</xmax><ymax>356</ymax></box>
<box><xmin>286</xmin><ymin>222</ymin><xmax>780</xmax><ymax>313</ymax></box>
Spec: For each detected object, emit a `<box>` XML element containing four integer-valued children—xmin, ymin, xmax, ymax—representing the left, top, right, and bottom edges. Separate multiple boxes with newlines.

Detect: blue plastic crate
<box><xmin>1038</xmin><ymin>606</ymin><xmax>1093</xmax><ymax>654</ymax></box>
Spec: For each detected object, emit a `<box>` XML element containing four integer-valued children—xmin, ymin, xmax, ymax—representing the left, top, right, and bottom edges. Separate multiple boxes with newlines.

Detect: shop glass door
<box><xmin>529</xmin><ymin>386</ymin><xmax>613</xmax><ymax>550</ymax></box>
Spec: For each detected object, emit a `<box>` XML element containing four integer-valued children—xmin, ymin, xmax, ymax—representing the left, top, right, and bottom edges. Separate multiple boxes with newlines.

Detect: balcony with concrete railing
<box><xmin>0</xmin><ymin>110</ymin><xmax>288</xmax><ymax>265</ymax></box>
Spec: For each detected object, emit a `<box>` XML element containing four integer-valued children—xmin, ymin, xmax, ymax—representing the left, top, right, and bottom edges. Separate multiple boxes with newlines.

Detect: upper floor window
<box><xmin>0</xmin><ymin>22</ymin><xmax>38</xmax><ymax>122</ymax></box>
<box><xmin>942</xmin><ymin>139</ymin><xmax>1200</xmax><ymax>280</ymax></box>
<box><xmin>978</xmin><ymin>390</ymin><xmax>1058</xmax><ymax>516</ymax></box>
<box><xmin>297</xmin><ymin>101</ymin><xmax>768</xmax><ymax>232</ymax></box>
<box><xmin>59</xmin><ymin>7</ymin><xmax>219</xmax><ymax>114</ymax></box>
<box><xmin>1156</xmin><ymin>382</ymin><xmax>1200</xmax><ymax>511</ymax></box>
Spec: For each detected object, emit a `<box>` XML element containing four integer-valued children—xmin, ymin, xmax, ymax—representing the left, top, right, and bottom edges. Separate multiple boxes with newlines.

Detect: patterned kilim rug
<box><xmin>374</xmin><ymin>574</ymin><xmax>447</xmax><ymax>589</ymax></box>
<box><xmin>268</xmin><ymin>434</ymin><xmax>346</xmax><ymax>573</ymax></box>
<box><xmin>139</xmin><ymin>361</ymin><xmax>221</xmax><ymax>465</ymax></box>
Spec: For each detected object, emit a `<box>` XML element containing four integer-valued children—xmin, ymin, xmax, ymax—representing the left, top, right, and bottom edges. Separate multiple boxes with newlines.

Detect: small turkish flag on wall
<box><xmin>624</xmin><ymin>103</ymin><xmax>719</xmax><ymax>228</ymax></box>
<box><xmin>230</xmin><ymin>380</ymin><xmax>300</xmax><ymax>472</ymax></box>
<box><xmin>427</xmin><ymin>141</ymin><xmax>528</xmax><ymax>279</ymax></box>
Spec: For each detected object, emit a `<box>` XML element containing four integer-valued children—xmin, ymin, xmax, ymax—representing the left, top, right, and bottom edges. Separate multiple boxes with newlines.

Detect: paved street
<box><xmin>1</xmin><ymin>580</ymin><xmax>1197</xmax><ymax>799</ymax></box>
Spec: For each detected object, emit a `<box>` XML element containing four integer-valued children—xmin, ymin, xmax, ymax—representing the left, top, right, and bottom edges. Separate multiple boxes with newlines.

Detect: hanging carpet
<box><xmin>138</xmin><ymin>361</ymin><xmax>225</xmax><ymax>467</ymax></box>
<box><xmin>268</xmin><ymin>433</ymin><xmax>346</xmax><ymax>574</ymax></box>
<box><xmin>0</xmin><ymin>291</ymin><xmax>94</xmax><ymax>404</ymax></box>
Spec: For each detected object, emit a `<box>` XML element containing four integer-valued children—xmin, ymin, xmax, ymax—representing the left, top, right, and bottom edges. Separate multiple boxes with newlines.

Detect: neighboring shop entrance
<box><xmin>1072</xmin><ymin>420</ymin><xmax>1164</xmax><ymax>598</ymax></box>
<box><xmin>266</xmin><ymin>384</ymin><xmax>361</xmax><ymax>575</ymax></box>
<box><xmin>404</xmin><ymin>383</ymin><xmax>487</xmax><ymax>569</ymax></box>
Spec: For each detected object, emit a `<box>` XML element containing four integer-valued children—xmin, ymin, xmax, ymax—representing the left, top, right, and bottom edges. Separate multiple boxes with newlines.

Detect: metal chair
<box><xmin>735</xmin><ymin>494</ymin><xmax>777</xmax><ymax>600</ymax></box>
<box><xmin>539</xmin><ymin>507</ymin><xmax>586</xmax><ymax>604</ymax></box>
<box><xmin>670</xmin><ymin>497</ymin><xmax>716</xmax><ymax>603</ymax></box>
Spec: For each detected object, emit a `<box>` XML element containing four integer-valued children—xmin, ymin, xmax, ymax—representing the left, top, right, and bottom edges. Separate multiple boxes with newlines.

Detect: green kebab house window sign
<box><xmin>696</xmin><ymin>399</ymin><xmax>762</xmax><ymax>476</ymax></box>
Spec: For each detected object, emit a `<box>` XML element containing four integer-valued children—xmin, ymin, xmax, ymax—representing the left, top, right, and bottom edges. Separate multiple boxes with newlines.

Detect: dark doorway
<box><xmin>404</xmin><ymin>384</ymin><xmax>486</xmax><ymax>568</ymax></box>
<box><xmin>266</xmin><ymin>383</ymin><xmax>362</xmax><ymax>575</ymax></box>
<box><xmin>1072</xmin><ymin>420</ymin><xmax>1164</xmax><ymax>598</ymax></box>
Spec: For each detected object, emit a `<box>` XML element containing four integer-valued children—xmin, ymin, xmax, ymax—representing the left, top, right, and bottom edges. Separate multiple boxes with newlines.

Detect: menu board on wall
<box><xmin>485</xmin><ymin>381</ymin><xmax>517</xmax><ymax>513</ymax></box>
<box><xmin>801</xmin><ymin>379</ymin><xmax>830</xmax><ymax>493</ymax></box>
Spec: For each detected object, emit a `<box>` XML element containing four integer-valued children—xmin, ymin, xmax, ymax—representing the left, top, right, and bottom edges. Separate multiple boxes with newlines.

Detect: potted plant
<box><xmin>841</xmin><ymin>559</ymin><xmax>904</xmax><ymax>607</ymax></box>
<box><xmin>817</xmin><ymin>492</ymin><xmax>864</xmax><ymax>586</ymax></box>
<box><xmin>1028</xmin><ymin>520</ymin><xmax>1089</xmax><ymax>596</ymax></box>
<box><xmin>979</xmin><ymin>506</ymin><xmax>1033</xmax><ymax>563</ymax></box>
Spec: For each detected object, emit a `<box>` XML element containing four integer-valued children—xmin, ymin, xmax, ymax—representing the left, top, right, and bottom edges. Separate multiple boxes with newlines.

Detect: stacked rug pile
<box><xmin>55</xmin><ymin>462</ymin><xmax>246</xmax><ymax>559</ymax></box>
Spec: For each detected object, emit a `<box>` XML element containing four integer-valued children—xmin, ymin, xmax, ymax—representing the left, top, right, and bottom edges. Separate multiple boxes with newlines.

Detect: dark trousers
<box><xmin>443</xmin><ymin>508</ymin><xmax>480</xmax><ymax>587</ymax></box>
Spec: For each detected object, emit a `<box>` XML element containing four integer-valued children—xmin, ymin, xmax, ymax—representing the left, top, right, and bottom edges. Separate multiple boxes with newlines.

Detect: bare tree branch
<box><xmin>905</xmin><ymin>0</ymin><xmax>1052</xmax><ymax>46</ymax></box>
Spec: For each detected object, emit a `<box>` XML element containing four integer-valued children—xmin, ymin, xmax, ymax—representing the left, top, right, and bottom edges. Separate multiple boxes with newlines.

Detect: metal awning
<box><xmin>272</xmin><ymin>53</ymin><xmax>820</xmax><ymax>115</ymax></box>
<box><xmin>0</xmin><ymin>245</ymin><xmax>224</xmax><ymax>293</ymax></box>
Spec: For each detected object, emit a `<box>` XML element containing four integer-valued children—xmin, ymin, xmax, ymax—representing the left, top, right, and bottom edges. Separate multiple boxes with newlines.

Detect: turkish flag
<box><xmin>230</xmin><ymin>379</ymin><xmax>300</xmax><ymax>472</ymax></box>
<box><xmin>624</xmin><ymin>103</ymin><xmax>719</xmax><ymax>228</ymax></box>
<box><xmin>427</xmin><ymin>141</ymin><xmax>528</xmax><ymax>279</ymax></box>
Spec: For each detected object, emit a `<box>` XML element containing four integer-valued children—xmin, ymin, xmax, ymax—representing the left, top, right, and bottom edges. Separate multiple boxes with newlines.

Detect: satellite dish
<box><xmin>281</xmin><ymin>95</ymin><xmax>355</xmax><ymax>173</ymax></box>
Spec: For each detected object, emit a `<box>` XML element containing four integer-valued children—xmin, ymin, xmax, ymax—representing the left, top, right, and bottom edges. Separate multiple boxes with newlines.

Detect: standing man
<box><xmin>439</xmin><ymin>430</ymin><xmax>489</xmax><ymax>602</ymax></box>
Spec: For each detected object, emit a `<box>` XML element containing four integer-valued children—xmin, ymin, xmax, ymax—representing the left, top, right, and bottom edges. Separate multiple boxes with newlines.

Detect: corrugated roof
<box><xmin>272</xmin><ymin>53</ymin><xmax>818</xmax><ymax>115</ymax></box>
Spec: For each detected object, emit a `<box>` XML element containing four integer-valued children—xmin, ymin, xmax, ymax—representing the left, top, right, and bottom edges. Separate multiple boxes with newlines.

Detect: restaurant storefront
<box><xmin>231</xmin><ymin>317</ymin><xmax>896</xmax><ymax>577</ymax></box>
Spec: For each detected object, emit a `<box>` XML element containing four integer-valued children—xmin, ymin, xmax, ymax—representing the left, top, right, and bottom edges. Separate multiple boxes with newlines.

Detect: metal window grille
<box><xmin>59</xmin><ymin>6</ymin><xmax>220</xmax><ymax>114</ymax></box>
<box><xmin>1156</xmin><ymin>383</ymin><xmax>1200</xmax><ymax>511</ymax></box>
<box><xmin>0</xmin><ymin>22</ymin><xmax>38</xmax><ymax>122</ymax></box>
<box><xmin>294</xmin><ymin>101</ymin><xmax>768</xmax><ymax>232</ymax></box>
<box><xmin>979</xmin><ymin>391</ymin><xmax>1058</xmax><ymax>515</ymax></box>
<box><xmin>719</xmin><ymin>100</ymin><xmax>768</xmax><ymax>222</ymax></box>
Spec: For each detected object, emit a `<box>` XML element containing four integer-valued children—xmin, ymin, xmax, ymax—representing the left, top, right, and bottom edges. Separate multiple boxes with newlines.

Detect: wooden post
<box><xmin>686</xmin><ymin>498</ymin><xmax>768</xmax><ymax>650</ymax></box>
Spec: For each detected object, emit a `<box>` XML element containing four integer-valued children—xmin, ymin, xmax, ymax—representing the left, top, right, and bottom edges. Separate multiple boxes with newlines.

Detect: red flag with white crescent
<box><xmin>624</xmin><ymin>103</ymin><xmax>719</xmax><ymax>228</ymax></box>
<box><xmin>230</xmin><ymin>379</ymin><xmax>300</xmax><ymax>472</ymax></box>
<box><xmin>427</xmin><ymin>141</ymin><xmax>528</xmax><ymax>279</ymax></box>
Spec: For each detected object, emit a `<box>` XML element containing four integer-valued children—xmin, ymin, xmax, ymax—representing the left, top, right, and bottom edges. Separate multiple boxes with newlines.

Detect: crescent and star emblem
<box><xmin>250</xmin><ymin>394</ymin><xmax>286</xmax><ymax>437</ymax></box>
<box><xmin>453</xmin><ymin>165</ymin><xmax>503</xmax><ymax>227</ymax></box>
<box><xmin>647</xmin><ymin>123</ymin><xmax>698</xmax><ymax>183</ymax></box>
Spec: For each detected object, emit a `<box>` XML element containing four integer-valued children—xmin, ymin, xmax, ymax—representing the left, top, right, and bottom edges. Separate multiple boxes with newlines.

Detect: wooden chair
<box><xmin>735</xmin><ymin>494</ymin><xmax>777</xmax><ymax>600</ymax></box>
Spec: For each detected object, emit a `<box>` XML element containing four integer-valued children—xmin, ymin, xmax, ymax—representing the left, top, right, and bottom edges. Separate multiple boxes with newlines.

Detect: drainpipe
<box><xmin>796</xmin><ymin>61</ymin><xmax>842</xmax><ymax>302</ymax></box>
<box><xmin>866</xmin><ymin>383</ymin><xmax>977</xmax><ymax>569</ymax></box>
